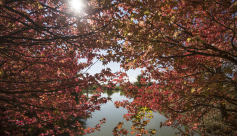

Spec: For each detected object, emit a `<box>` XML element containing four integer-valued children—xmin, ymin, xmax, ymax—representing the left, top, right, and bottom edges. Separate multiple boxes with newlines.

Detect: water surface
<box><xmin>83</xmin><ymin>90</ymin><xmax>197</xmax><ymax>136</ymax></box>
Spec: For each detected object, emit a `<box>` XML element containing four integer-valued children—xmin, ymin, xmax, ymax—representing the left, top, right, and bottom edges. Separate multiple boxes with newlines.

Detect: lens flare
<box><xmin>70</xmin><ymin>0</ymin><xmax>84</xmax><ymax>11</ymax></box>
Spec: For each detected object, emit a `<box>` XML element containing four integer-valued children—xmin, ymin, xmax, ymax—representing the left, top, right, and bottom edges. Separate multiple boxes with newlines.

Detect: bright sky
<box><xmin>70</xmin><ymin>0</ymin><xmax>85</xmax><ymax>12</ymax></box>
<box><xmin>80</xmin><ymin>57</ymin><xmax>144</xmax><ymax>83</ymax></box>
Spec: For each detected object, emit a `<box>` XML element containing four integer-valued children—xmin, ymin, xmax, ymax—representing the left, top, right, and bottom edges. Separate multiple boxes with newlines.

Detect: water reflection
<box><xmin>57</xmin><ymin>116</ymin><xmax>87</xmax><ymax>136</ymax></box>
<box><xmin>82</xmin><ymin>89</ymin><xmax>121</xmax><ymax>98</ymax></box>
<box><xmin>81</xmin><ymin>90</ymin><xmax>196</xmax><ymax>136</ymax></box>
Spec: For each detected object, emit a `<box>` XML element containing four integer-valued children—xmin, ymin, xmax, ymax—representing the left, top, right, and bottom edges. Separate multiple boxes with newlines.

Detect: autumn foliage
<box><xmin>0</xmin><ymin>0</ymin><xmax>117</xmax><ymax>135</ymax></box>
<box><xmin>1</xmin><ymin>0</ymin><xmax>237</xmax><ymax>135</ymax></box>
<box><xmin>110</xmin><ymin>0</ymin><xmax>237</xmax><ymax>135</ymax></box>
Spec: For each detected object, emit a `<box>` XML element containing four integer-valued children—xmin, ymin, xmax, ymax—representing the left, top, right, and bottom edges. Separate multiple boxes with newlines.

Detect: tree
<box><xmin>0</xmin><ymin>0</ymin><xmax>117</xmax><ymax>135</ymax></box>
<box><xmin>108</xmin><ymin>0</ymin><xmax>237</xmax><ymax>135</ymax></box>
<box><xmin>134</xmin><ymin>74</ymin><xmax>152</xmax><ymax>88</ymax></box>
<box><xmin>1</xmin><ymin>0</ymin><xmax>237</xmax><ymax>135</ymax></box>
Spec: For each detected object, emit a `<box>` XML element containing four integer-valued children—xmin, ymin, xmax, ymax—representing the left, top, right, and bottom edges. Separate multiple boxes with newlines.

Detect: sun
<box><xmin>70</xmin><ymin>0</ymin><xmax>84</xmax><ymax>11</ymax></box>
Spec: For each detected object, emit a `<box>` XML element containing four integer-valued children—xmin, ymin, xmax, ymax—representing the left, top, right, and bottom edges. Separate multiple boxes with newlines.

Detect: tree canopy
<box><xmin>133</xmin><ymin>74</ymin><xmax>152</xmax><ymax>88</ymax></box>
<box><xmin>1</xmin><ymin>0</ymin><xmax>237</xmax><ymax>135</ymax></box>
<box><xmin>0</xmin><ymin>0</ymin><xmax>115</xmax><ymax>135</ymax></box>
<box><xmin>111</xmin><ymin>0</ymin><xmax>237</xmax><ymax>135</ymax></box>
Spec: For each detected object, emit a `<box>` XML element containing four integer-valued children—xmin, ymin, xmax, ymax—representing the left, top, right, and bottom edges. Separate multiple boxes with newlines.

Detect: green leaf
<box><xmin>144</xmin><ymin>11</ymin><xmax>150</xmax><ymax>15</ymax></box>
<box><xmin>187</xmin><ymin>38</ymin><xmax>192</xmax><ymax>42</ymax></box>
<box><xmin>191</xmin><ymin>88</ymin><xmax>195</xmax><ymax>93</ymax></box>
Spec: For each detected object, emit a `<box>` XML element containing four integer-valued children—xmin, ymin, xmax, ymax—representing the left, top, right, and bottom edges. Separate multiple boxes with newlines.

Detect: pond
<box><xmin>82</xmin><ymin>90</ymin><xmax>199</xmax><ymax>136</ymax></box>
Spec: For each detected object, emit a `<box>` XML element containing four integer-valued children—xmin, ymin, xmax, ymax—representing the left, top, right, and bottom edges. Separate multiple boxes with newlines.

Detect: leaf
<box><xmin>187</xmin><ymin>38</ymin><xmax>192</xmax><ymax>42</ymax></box>
<box><xmin>144</xmin><ymin>11</ymin><xmax>150</xmax><ymax>15</ymax></box>
<box><xmin>117</xmin><ymin>122</ymin><xmax>124</xmax><ymax>129</ymax></box>
<box><xmin>124</xmin><ymin>30</ymin><xmax>129</xmax><ymax>36</ymax></box>
<box><xmin>174</xmin><ymin>31</ymin><xmax>178</xmax><ymax>37</ymax></box>
<box><xmin>191</xmin><ymin>88</ymin><xmax>195</xmax><ymax>93</ymax></box>
<box><xmin>133</xmin><ymin>59</ymin><xmax>136</xmax><ymax>63</ymax></box>
<box><xmin>0</xmin><ymin>70</ymin><xmax>4</xmax><ymax>76</ymax></box>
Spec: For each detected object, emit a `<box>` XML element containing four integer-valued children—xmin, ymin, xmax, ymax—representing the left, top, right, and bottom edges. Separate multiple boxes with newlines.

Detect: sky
<box><xmin>80</xmin><ymin>57</ymin><xmax>145</xmax><ymax>83</ymax></box>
